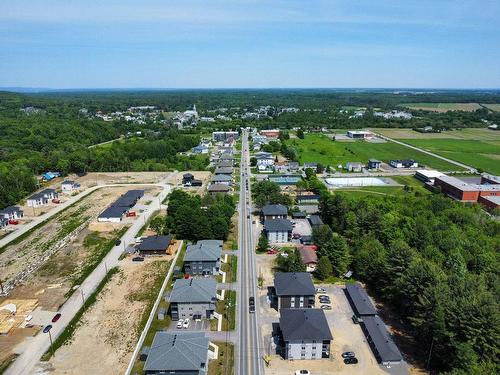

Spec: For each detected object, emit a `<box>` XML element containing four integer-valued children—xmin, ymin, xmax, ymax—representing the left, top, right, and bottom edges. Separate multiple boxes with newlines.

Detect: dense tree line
<box><xmin>252</xmin><ymin>180</ymin><xmax>293</xmax><ymax>209</ymax></box>
<box><xmin>164</xmin><ymin>190</ymin><xmax>236</xmax><ymax>241</ymax></box>
<box><xmin>316</xmin><ymin>193</ymin><xmax>499</xmax><ymax>373</ymax></box>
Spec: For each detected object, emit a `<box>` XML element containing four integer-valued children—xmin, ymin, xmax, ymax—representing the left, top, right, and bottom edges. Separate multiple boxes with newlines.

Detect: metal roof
<box><xmin>280</xmin><ymin>309</ymin><xmax>332</xmax><ymax>341</ymax></box>
<box><xmin>144</xmin><ymin>332</ymin><xmax>209</xmax><ymax>373</ymax></box>
<box><xmin>308</xmin><ymin>215</ymin><xmax>324</xmax><ymax>226</ymax></box>
<box><xmin>0</xmin><ymin>206</ymin><xmax>23</xmax><ymax>214</ymax></box>
<box><xmin>362</xmin><ymin>315</ymin><xmax>403</xmax><ymax>363</ymax></box>
<box><xmin>98</xmin><ymin>205</ymin><xmax>127</xmax><ymax>219</ymax></box>
<box><xmin>211</xmin><ymin>174</ymin><xmax>233</xmax><ymax>182</ymax></box>
<box><xmin>169</xmin><ymin>278</ymin><xmax>217</xmax><ymax>303</ymax></box>
<box><xmin>214</xmin><ymin>167</ymin><xmax>234</xmax><ymax>175</ymax></box>
<box><xmin>345</xmin><ymin>283</ymin><xmax>377</xmax><ymax>316</ymax></box>
<box><xmin>274</xmin><ymin>272</ymin><xmax>315</xmax><ymax>296</ymax></box>
<box><xmin>264</xmin><ymin>218</ymin><xmax>292</xmax><ymax>232</ymax></box>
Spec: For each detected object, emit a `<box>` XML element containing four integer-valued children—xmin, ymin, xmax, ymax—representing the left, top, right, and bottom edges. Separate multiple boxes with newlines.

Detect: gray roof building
<box><xmin>184</xmin><ymin>240</ymin><xmax>222</xmax><ymax>262</ymax></box>
<box><xmin>214</xmin><ymin>167</ymin><xmax>234</xmax><ymax>175</ymax></box>
<box><xmin>274</xmin><ymin>272</ymin><xmax>315</xmax><ymax>296</ymax></box>
<box><xmin>211</xmin><ymin>174</ymin><xmax>233</xmax><ymax>183</ymax></box>
<box><xmin>143</xmin><ymin>332</ymin><xmax>209</xmax><ymax>374</ymax></box>
<box><xmin>169</xmin><ymin>278</ymin><xmax>217</xmax><ymax>303</ymax></box>
<box><xmin>264</xmin><ymin>218</ymin><xmax>293</xmax><ymax>232</ymax></box>
<box><xmin>280</xmin><ymin>309</ymin><xmax>333</xmax><ymax>341</ymax></box>
<box><xmin>345</xmin><ymin>283</ymin><xmax>377</xmax><ymax>316</ymax></box>
<box><xmin>208</xmin><ymin>184</ymin><xmax>230</xmax><ymax>193</ymax></box>
<box><xmin>362</xmin><ymin>315</ymin><xmax>403</xmax><ymax>364</ymax></box>
<box><xmin>137</xmin><ymin>235</ymin><xmax>173</xmax><ymax>252</ymax></box>
<box><xmin>262</xmin><ymin>204</ymin><xmax>288</xmax><ymax>217</ymax></box>
<box><xmin>216</xmin><ymin>160</ymin><xmax>233</xmax><ymax>168</ymax></box>
<box><xmin>308</xmin><ymin>215</ymin><xmax>324</xmax><ymax>226</ymax></box>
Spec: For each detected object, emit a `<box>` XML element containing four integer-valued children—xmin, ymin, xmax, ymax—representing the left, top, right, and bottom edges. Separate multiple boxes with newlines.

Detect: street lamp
<box><xmin>43</xmin><ymin>324</ymin><xmax>55</xmax><ymax>358</ymax></box>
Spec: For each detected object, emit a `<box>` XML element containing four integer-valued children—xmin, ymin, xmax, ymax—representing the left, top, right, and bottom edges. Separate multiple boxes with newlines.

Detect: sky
<box><xmin>1</xmin><ymin>0</ymin><xmax>500</xmax><ymax>89</ymax></box>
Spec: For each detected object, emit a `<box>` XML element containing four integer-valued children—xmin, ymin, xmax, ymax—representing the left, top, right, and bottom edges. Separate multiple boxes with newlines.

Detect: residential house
<box><xmin>303</xmin><ymin>162</ymin><xmax>318</xmax><ymax>170</ymax></box>
<box><xmin>279</xmin><ymin>309</ymin><xmax>333</xmax><ymax>360</ymax></box>
<box><xmin>298</xmin><ymin>246</ymin><xmax>318</xmax><ymax>272</ymax></box>
<box><xmin>260</xmin><ymin>129</ymin><xmax>280</xmax><ymax>138</ymax></box>
<box><xmin>61</xmin><ymin>180</ymin><xmax>81</xmax><ymax>193</ymax></box>
<box><xmin>182</xmin><ymin>173</ymin><xmax>194</xmax><ymax>184</ymax></box>
<box><xmin>0</xmin><ymin>206</ymin><xmax>24</xmax><ymax>221</ymax></box>
<box><xmin>183</xmin><ymin>240</ymin><xmax>222</xmax><ymax>276</ymax></box>
<box><xmin>274</xmin><ymin>272</ymin><xmax>316</xmax><ymax>309</ymax></box>
<box><xmin>27</xmin><ymin>189</ymin><xmax>58</xmax><ymax>208</ymax></box>
<box><xmin>210</xmin><ymin>174</ymin><xmax>233</xmax><ymax>185</ymax></box>
<box><xmin>212</xmin><ymin>131</ymin><xmax>239</xmax><ymax>142</ymax></box>
<box><xmin>288</xmin><ymin>161</ymin><xmax>299</xmax><ymax>172</ymax></box>
<box><xmin>264</xmin><ymin>219</ymin><xmax>292</xmax><ymax>243</ymax></box>
<box><xmin>97</xmin><ymin>189</ymin><xmax>144</xmax><ymax>222</ymax></box>
<box><xmin>168</xmin><ymin>278</ymin><xmax>217</xmax><ymax>321</ymax></box>
<box><xmin>214</xmin><ymin>167</ymin><xmax>234</xmax><ymax>175</ymax></box>
<box><xmin>42</xmin><ymin>171</ymin><xmax>60</xmax><ymax>181</ymax></box>
<box><xmin>291</xmin><ymin>211</ymin><xmax>306</xmax><ymax>219</ymax></box>
<box><xmin>346</xmin><ymin>162</ymin><xmax>363</xmax><ymax>172</ymax></box>
<box><xmin>389</xmin><ymin>159</ymin><xmax>418</xmax><ymax>168</ymax></box>
<box><xmin>143</xmin><ymin>332</ymin><xmax>214</xmax><ymax>375</ymax></box>
<box><xmin>216</xmin><ymin>160</ymin><xmax>233</xmax><ymax>168</ymax></box>
<box><xmin>262</xmin><ymin>204</ymin><xmax>288</xmax><ymax>221</ymax></box>
<box><xmin>219</xmin><ymin>154</ymin><xmax>235</xmax><ymax>161</ymax></box>
<box><xmin>137</xmin><ymin>235</ymin><xmax>173</xmax><ymax>256</ymax></box>
<box><xmin>208</xmin><ymin>184</ymin><xmax>230</xmax><ymax>195</ymax></box>
<box><xmin>192</xmin><ymin>144</ymin><xmax>209</xmax><ymax>154</ymax></box>
<box><xmin>367</xmin><ymin>159</ymin><xmax>381</xmax><ymax>170</ymax></box>
<box><xmin>255</xmin><ymin>152</ymin><xmax>274</xmax><ymax>171</ymax></box>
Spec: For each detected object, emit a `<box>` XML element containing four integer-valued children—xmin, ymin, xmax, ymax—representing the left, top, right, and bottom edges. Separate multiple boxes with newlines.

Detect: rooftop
<box><xmin>184</xmin><ymin>240</ymin><xmax>222</xmax><ymax>262</ymax></box>
<box><xmin>144</xmin><ymin>332</ymin><xmax>209</xmax><ymax>373</ymax></box>
<box><xmin>169</xmin><ymin>278</ymin><xmax>217</xmax><ymax>303</ymax></box>
<box><xmin>274</xmin><ymin>272</ymin><xmax>315</xmax><ymax>296</ymax></box>
<box><xmin>208</xmin><ymin>184</ymin><xmax>230</xmax><ymax>193</ymax></box>
<box><xmin>262</xmin><ymin>204</ymin><xmax>288</xmax><ymax>216</ymax></box>
<box><xmin>435</xmin><ymin>175</ymin><xmax>500</xmax><ymax>192</ymax></box>
<box><xmin>264</xmin><ymin>218</ymin><xmax>293</xmax><ymax>232</ymax></box>
<box><xmin>362</xmin><ymin>315</ymin><xmax>403</xmax><ymax>363</ymax></box>
<box><xmin>280</xmin><ymin>309</ymin><xmax>333</xmax><ymax>341</ymax></box>
<box><xmin>137</xmin><ymin>235</ymin><xmax>172</xmax><ymax>251</ymax></box>
<box><xmin>345</xmin><ymin>283</ymin><xmax>377</xmax><ymax>316</ymax></box>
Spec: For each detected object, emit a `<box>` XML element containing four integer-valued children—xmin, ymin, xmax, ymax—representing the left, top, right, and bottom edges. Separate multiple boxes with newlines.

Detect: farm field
<box><xmin>482</xmin><ymin>104</ymin><xmax>500</xmax><ymax>112</ymax></box>
<box><xmin>285</xmin><ymin>134</ymin><xmax>464</xmax><ymax>171</ymax></box>
<box><xmin>398</xmin><ymin>102</ymin><xmax>482</xmax><ymax>112</ymax></box>
<box><xmin>372</xmin><ymin>127</ymin><xmax>500</xmax><ymax>141</ymax></box>
<box><xmin>400</xmin><ymin>139</ymin><xmax>500</xmax><ymax>175</ymax></box>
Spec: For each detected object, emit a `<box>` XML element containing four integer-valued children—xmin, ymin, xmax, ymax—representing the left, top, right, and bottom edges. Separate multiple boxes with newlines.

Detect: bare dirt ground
<box><xmin>371</xmin><ymin>127</ymin><xmax>500</xmax><ymax>141</ymax></box>
<box><xmin>73</xmin><ymin>171</ymin><xmax>170</xmax><ymax>188</ymax></box>
<box><xmin>0</xmin><ymin>186</ymin><xmax>159</xmax><ymax>368</ymax></box>
<box><xmin>166</xmin><ymin>171</ymin><xmax>212</xmax><ymax>195</ymax></box>
<box><xmin>39</xmin><ymin>256</ymin><xmax>173</xmax><ymax>375</ymax></box>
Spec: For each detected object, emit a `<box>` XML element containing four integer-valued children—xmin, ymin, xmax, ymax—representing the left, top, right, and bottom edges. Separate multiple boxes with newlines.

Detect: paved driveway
<box><xmin>291</xmin><ymin>218</ymin><xmax>312</xmax><ymax>237</ymax></box>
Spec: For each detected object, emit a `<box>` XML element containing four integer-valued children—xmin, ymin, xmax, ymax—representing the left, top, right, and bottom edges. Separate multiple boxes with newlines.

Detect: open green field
<box><xmin>400</xmin><ymin>139</ymin><xmax>500</xmax><ymax>175</ymax></box>
<box><xmin>398</xmin><ymin>102</ymin><xmax>482</xmax><ymax>112</ymax></box>
<box><xmin>285</xmin><ymin>134</ymin><xmax>464</xmax><ymax>171</ymax></box>
<box><xmin>482</xmin><ymin>104</ymin><xmax>500</xmax><ymax>112</ymax></box>
<box><xmin>372</xmin><ymin>127</ymin><xmax>500</xmax><ymax>141</ymax></box>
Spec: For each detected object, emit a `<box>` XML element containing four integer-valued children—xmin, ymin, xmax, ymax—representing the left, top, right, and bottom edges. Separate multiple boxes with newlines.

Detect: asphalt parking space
<box><xmin>291</xmin><ymin>218</ymin><xmax>312</xmax><ymax>237</ymax></box>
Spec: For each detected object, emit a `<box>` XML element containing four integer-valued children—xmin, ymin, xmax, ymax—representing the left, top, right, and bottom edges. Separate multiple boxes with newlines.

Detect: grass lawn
<box><xmin>398</xmin><ymin>102</ymin><xmax>482</xmax><ymax>112</ymax></box>
<box><xmin>223</xmin><ymin>212</ymin><xmax>239</xmax><ymax>250</ymax></box>
<box><xmin>208</xmin><ymin>342</ymin><xmax>234</xmax><ymax>375</ymax></box>
<box><xmin>211</xmin><ymin>290</ymin><xmax>236</xmax><ymax>331</ymax></box>
<box><xmin>333</xmin><ymin>176</ymin><xmax>431</xmax><ymax>198</ymax></box>
<box><xmin>482</xmin><ymin>103</ymin><xmax>500</xmax><ymax>112</ymax></box>
<box><xmin>218</xmin><ymin>255</ymin><xmax>238</xmax><ymax>283</ymax></box>
<box><xmin>400</xmin><ymin>139</ymin><xmax>500</xmax><ymax>175</ymax></box>
<box><xmin>285</xmin><ymin>134</ymin><xmax>463</xmax><ymax>171</ymax></box>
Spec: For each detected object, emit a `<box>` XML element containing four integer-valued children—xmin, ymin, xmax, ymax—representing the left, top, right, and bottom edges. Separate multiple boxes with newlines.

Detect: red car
<box><xmin>266</xmin><ymin>249</ymin><xmax>278</xmax><ymax>255</ymax></box>
<box><xmin>8</xmin><ymin>220</ymin><xmax>19</xmax><ymax>225</ymax></box>
<box><xmin>51</xmin><ymin>313</ymin><xmax>61</xmax><ymax>323</ymax></box>
<box><xmin>52</xmin><ymin>199</ymin><xmax>60</xmax><ymax>204</ymax></box>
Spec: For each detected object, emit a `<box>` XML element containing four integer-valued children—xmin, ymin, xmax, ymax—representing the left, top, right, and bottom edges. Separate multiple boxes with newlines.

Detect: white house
<box><xmin>27</xmin><ymin>189</ymin><xmax>58</xmax><ymax>208</ymax></box>
<box><xmin>390</xmin><ymin>159</ymin><xmax>418</xmax><ymax>168</ymax></box>
<box><xmin>255</xmin><ymin>152</ymin><xmax>274</xmax><ymax>170</ymax></box>
<box><xmin>61</xmin><ymin>180</ymin><xmax>81</xmax><ymax>193</ymax></box>
<box><xmin>0</xmin><ymin>206</ymin><xmax>24</xmax><ymax>221</ymax></box>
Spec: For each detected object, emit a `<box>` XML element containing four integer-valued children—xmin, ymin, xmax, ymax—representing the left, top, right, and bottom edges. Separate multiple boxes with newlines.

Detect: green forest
<box><xmin>316</xmin><ymin>193</ymin><xmax>499</xmax><ymax>374</ymax></box>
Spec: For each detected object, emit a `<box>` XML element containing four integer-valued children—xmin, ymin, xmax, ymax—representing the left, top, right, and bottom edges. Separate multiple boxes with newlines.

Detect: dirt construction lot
<box><xmin>37</xmin><ymin>256</ymin><xmax>173</xmax><ymax>375</ymax></box>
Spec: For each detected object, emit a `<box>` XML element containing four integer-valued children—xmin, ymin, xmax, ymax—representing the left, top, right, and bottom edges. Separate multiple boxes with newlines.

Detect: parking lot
<box><xmin>291</xmin><ymin>218</ymin><xmax>312</xmax><ymax>237</ymax></box>
<box><xmin>263</xmin><ymin>282</ymin><xmax>408</xmax><ymax>375</ymax></box>
<box><xmin>168</xmin><ymin>318</ymin><xmax>211</xmax><ymax>332</ymax></box>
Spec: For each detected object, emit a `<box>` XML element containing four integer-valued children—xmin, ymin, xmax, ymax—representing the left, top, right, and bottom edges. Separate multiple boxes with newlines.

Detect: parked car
<box><xmin>352</xmin><ymin>315</ymin><xmax>362</xmax><ymax>324</ymax></box>
<box><xmin>43</xmin><ymin>325</ymin><xmax>52</xmax><ymax>334</ymax></box>
<box><xmin>344</xmin><ymin>357</ymin><xmax>358</xmax><ymax>365</ymax></box>
<box><xmin>176</xmin><ymin>320</ymin><xmax>184</xmax><ymax>329</ymax></box>
<box><xmin>183</xmin><ymin>318</ymin><xmax>190</xmax><ymax>329</ymax></box>
<box><xmin>292</xmin><ymin>233</ymin><xmax>301</xmax><ymax>239</ymax></box>
<box><xmin>318</xmin><ymin>294</ymin><xmax>329</xmax><ymax>299</ymax></box>
<box><xmin>315</xmin><ymin>287</ymin><xmax>327</xmax><ymax>293</ymax></box>
<box><xmin>8</xmin><ymin>220</ymin><xmax>19</xmax><ymax>225</ymax></box>
<box><xmin>126</xmin><ymin>211</ymin><xmax>136</xmax><ymax>217</ymax></box>
<box><xmin>115</xmin><ymin>239</ymin><xmax>121</xmax><ymax>246</ymax></box>
<box><xmin>295</xmin><ymin>371</ymin><xmax>310</xmax><ymax>375</ymax></box>
<box><xmin>52</xmin><ymin>199</ymin><xmax>60</xmax><ymax>204</ymax></box>
<box><xmin>51</xmin><ymin>313</ymin><xmax>61</xmax><ymax>323</ymax></box>
<box><xmin>319</xmin><ymin>297</ymin><xmax>330</xmax><ymax>302</ymax></box>
<box><xmin>266</xmin><ymin>249</ymin><xmax>278</xmax><ymax>255</ymax></box>
<box><xmin>342</xmin><ymin>352</ymin><xmax>356</xmax><ymax>358</ymax></box>
<box><xmin>321</xmin><ymin>305</ymin><xmax>332</xmax><ymax>310</ymax></box>
<box><xmin>132</xmin><ymin>256</ymin><xmax>144</xmax><ymax>262</ymax></box>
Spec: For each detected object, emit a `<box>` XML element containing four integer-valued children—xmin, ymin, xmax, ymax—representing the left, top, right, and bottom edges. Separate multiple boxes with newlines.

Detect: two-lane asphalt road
<box><xmin>237</xmin><ymin>129</ymin><xmax>265</xmax><ymax>375</ymax></box>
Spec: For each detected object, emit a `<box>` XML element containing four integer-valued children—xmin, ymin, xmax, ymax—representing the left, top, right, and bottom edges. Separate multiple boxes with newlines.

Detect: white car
<box><xmin>183</xmin><ymin>318</ymin><xmax>190</xmax><ymax>329</ymax></box>
<box><xmin>176</xmin><ymin>319</ymin><xmax>184</xmax><ymax>329</ymax></box>
<box><xmin>316</xmin><ymin>287</ymin><xmax>326</xmax><ymax>293</ymax></box>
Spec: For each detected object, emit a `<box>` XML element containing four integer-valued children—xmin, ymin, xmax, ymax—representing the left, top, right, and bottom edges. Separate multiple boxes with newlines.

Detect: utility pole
<box><xmin>48</xmin><ymin>329</ymin><xmax>54</xmax><ymax>357</ymax></box>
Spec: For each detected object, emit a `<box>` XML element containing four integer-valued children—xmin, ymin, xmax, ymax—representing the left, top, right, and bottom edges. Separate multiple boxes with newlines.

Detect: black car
<box><xmin>344</xmin><ymin>357</ymin><xmax>358</xmax><ymax>365</ymax></box>
<box><xmin>249</xmin><ymin>297</ymin><xmax>255</xmax><ymax>313</ymax></box>
<box><xmin>115</xmin><ymin>239</ymin><xmax>121</xmax><ymax>246</ymax></box>
<box><xmin>132</xmin><ymin>256</ymin><xmax>144</xmax><ymax>262</ymax></box>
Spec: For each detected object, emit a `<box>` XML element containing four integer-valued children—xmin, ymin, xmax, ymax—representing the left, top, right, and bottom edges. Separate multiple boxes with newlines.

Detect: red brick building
<box><xmin>434</xmin><ymin>175</ymin><xmax>500</xmax><ymax>202</ymax></box>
